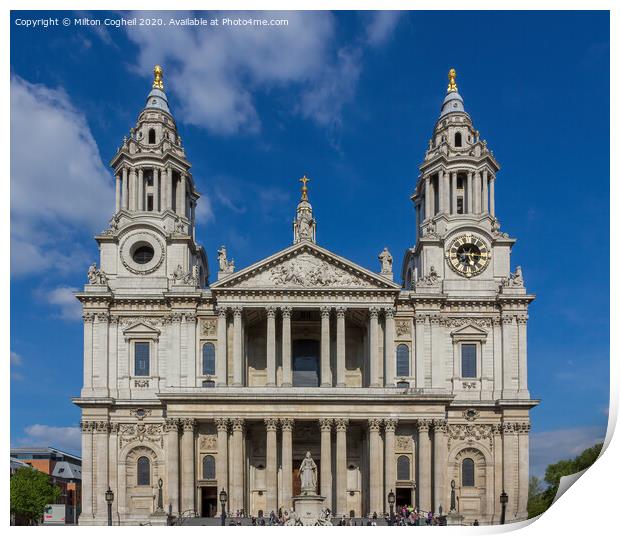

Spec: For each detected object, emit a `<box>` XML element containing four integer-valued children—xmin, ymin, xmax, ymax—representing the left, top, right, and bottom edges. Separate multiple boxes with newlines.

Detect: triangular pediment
<box><xmin>450</xmin><ymin>323</ymin><xmax>488</xmax><ymax>337</ymax></box>
<box><xmin>211</xmin><ymin>241</ymin><xmax>400</xmax><ymax>291</ymax></box>
<box><xmin>123</xmin><ymin>322</ymin><xmax>161</xmax><ymax>337</ymax></box>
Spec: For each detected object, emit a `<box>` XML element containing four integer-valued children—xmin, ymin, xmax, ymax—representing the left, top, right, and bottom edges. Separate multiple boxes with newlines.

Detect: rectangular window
<box><xmin>147</xmin><ymin>195</ymin><xmax>153</xmax><ymax>211</ymax></box>
<box><xmin>461</xmin><ymin>344</ymin><xmax>477</xmax><ymax>378</ymax></box>
<box><xmin>134</xmin><ymin>342</ymin><xmax>150</xmax><ymax>377</ymax></box>
<box><xmin>457</xmin><ymin>197</ymin><xmax>464</xmax><ymax>214</ymax></box>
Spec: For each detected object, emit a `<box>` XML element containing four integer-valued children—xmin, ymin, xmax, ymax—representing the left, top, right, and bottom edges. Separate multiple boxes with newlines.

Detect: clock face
<box><xmin>446</xmin><ymin>234</ymin><xmax>490</xmax><ymax>278</ymax></box>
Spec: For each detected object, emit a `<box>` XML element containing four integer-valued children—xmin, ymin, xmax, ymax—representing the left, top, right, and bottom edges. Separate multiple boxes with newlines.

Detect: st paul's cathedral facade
<box><xmin>74</xmin><ymin>66</ymin><xmax>537</xmax><ymax>525</ymax></box>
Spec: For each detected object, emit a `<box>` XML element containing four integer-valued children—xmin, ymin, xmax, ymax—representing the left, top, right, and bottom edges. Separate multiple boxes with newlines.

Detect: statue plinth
<box><xmin>292</xmin><ymin>493</ymin><xmax>326</xmax><ymax>526</ymax></box>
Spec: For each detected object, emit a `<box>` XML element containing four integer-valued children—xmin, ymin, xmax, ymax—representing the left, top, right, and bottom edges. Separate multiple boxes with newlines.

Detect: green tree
<box><xmin>10</xmin><ymin>467</ymin><xmax>61</xmax><ymax>525</ymax></box>
<box><xmin>527</xmin><ymin>442</ymin><xmax>603</xmax><ymax>519</ymax></box>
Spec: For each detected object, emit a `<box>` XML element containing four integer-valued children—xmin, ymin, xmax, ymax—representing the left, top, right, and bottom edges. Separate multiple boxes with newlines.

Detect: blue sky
<box><xmin>10</xmin><ymin>10</ymin><xmax>609</xmax><ymax>477</ymax></box>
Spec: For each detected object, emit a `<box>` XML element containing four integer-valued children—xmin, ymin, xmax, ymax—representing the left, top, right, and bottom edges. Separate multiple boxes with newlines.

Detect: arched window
<box><xmin>203</xmin><ymin>455</ymin><xmax>216</xmax><ymax>480</ymax></box>
<box><xmin>462</xmin><ymin>458</ymin><xmax>475</xmax><ymax>487</ymax></box>
<box><xmin>455</xmin><ymin>132</ymin><xmax>462</xmax><ymax>147</ymax></box>
<box><xmin>397</xmin><ymin>456</ymin><xmax>410</xmax><ymax>481</ymax></box>
<box><xmin>202</xmin><ymin>343</ymin><xmax>215</xmax><ymax>376</ymax></box>
<box><xmin>148</xmin><ymin>128</ymin><xmax>156</xmax><ymax>144</ymax></box>
<box><xmin>396</xmin><ymin>344</ymin><xmax>410</xmax><ymax>377</ymax></box>
<box><xmin>137</xmin><ymin>456</ymin><xmax>151</xmax><ymax>486</ymax></box>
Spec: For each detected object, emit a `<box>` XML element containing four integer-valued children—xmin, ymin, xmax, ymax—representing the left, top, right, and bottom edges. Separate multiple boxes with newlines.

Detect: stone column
<box><xmin>490</xmin><ymin>175</ymin><xmax>496</xmax><ymax>216</ymax></box>
<box><xmin>336</xmin><ymin>307</ymin><xmax>346</xmax><ymax>387</ymax></box>
<box><xmin>517</xmin><ymin>316</ymin><xmax>529</xmax><ymax>396</ymax></box>
<box><xmin>165</xmin><ymin>419</ymin><xmax>180</xmax><ymax>515</ymax></box>
<box><xmin>83</xmin><ymin>313</ymin><xmax>94</xmax><ymax>391</ymax></box>
<box><xmin>265</xmin><ymin>307</ymin><xmax>277</xmax><ymax>386</ymax></box>
<box><xmin>319</xmin><ymin>419</ymin><xmax>333</xmax><ymax>510</ymax></box>
<box><xmin>384</xmin><ymin>418</ymin><xmax>397</xmax><ymax>511</ymax></box>
<box><xmin>281</xmin><ymin>307</ymin><xmax>292</xmax><ymax>386</ymax></box>
<box><xmin>186</xmin><ymin>313</ymin><xmax>197</xmax><ymax>387</ymax></box>
<box><xmin>280</xmin><ymin>418</ymin><xmax>294</xmax><ymax>508</ymax></box>
<box><xmin>474</xmin><ymin>171</ymin><xmax>482</xmax><ymax>214</ymax></box>
<box><xmin>417</xmin><ymin>419</ymin><xmax>432</xmax><ymax>513</ymax></box>
<box><xmin>384</xmin><ymin>308</ymin><xmax>395</xmax><ymax>387</ymax></box>
<box><xmin>451</xmin><ymin>172</ymin><xmax>457</xmax><ymax>214</ymax></box>
<box><xmin>368</xmin><ymin>418</ymin><xmax>382</xmax><ymax>515</ymax></box>
<box><xmin>232</xmin><ymin>307</ymin><xmax>243</xmax><ymax>386</ymax></box>
<box><xmin>369</xmin><ymin>307</ymin><xmax>380</xmax><ymax>387</ymax></box>
<box><xmin>466</xmin><ymin>171</ymin><xmax>473</xmax><ymax>214</ymax></box>
<box><xmin>443</xmin><ymin>169</ymin><xmax>450</xmax><ymax>213</ymax></box>
<box><xmin>482</xmin><ymin>169</ymin><xmax>489</xmax><ymax>213</ymax></box>
<box><xmin>129</xmin><ymin>168</ymin><xmax>137</xmax><ymax>211</ymax></box>
<box><xmin>161</xmin><ymin>167</ymin><xmax>168</xmax><ymax>209</ymax></box>
<box><xmin>166</xmin><ymin>167</ymin><xmax>173</xmax><ymax>210</ymax></box>
<box><xmin>432</xmin><ymin>420</ymin><xmax>448</xmax><ymax>512</ymax></box>
<box><xmin>517</xmin><ymin>423</ymin><xmax>531</xmax><ymax>520</ymax></box>
<box><xmin>179</xmin><ymin>174</ymin><xmax>187</xmax><ymax>217</ymax></box>
<box><xmin>320</xmin><ymin>307</ymin><xmax>332</xmax><ymax>387</ymax></box>
<box><xmin>95</xmin><ymin>421</ymin><xmax>109</xmax><ymax>520</ymax></box>
<box><xmin>121</xmin><ymin>167</ymin><xmax>128</xmax><ymax>210</ymax></box>
<box><xmin>79</xmin><ymin>421</ymin><xmax>94</xmax><ymax>521</ymax></box>
<box><xmin>502</xmin><ymin>423</ymin><xmax>519</xmax><ymax>521</ymax></box>
<box><xmin>108</xmin><ymin>423</ymin><xmax>119</xmax><ymax>521</ymax></box>
<box><xmin>414</xmin><ymin>314</ymin><xmax>426</xmax><ymax>389</ymax></box>
<box><xmin>215</xmin><ymin>418</ymin><xmax>229</xmax><ymax>515</ymax></box>
<box><xmin>138</xmin><ymin>168</ymin><xmax>144</xmax><ymax>211</ymax></box>
<box><xmin>181</xmin><ymin>419</ymin><xmax>196</xmax><ymax>514</ymax></box>
<box><xmin>115</xmin><ymin>174</ymin><xmax>121</xmax><ymax>213</ymax></box>
<box><xmin>437</xmin><ymin>169</ymin><xmax>444</xmax><ymax>213</ymax></box>
<box><xmin>424</xmin><ymin>176</ymin><xmax>431</xmax><ymax>220</ymax></box>
<box><xmin>153</xmin><ymin>167</ymin><xmax>159</xmax><ymax>212</ymax></box>
<box><xmin>231</xmin><ymin>418</ymin><xmax>245</xmax><ymax>513</ymax></box>
<box><xmin>502</xmin><ymin>315</ymin><xmax>516</xmax><ymax>397</ymax></box>
<box><xmin>265</xmin><ymin>418</ymin><xmax>278</xmax><ymax>514</ymax></box>
<box><xmin>216</xmin><ymin>307</ymin><xmax>228</xmax><ymax>386</ymax></box>
<box><xmin>335</xmin><ymin>418</ymin><xmax>348</xmax><ymax>517</ymax></box>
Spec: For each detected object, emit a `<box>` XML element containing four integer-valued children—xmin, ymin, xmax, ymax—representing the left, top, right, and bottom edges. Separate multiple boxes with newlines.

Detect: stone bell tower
<box><xmin>402</xmin><ymin>68</ymin><xmax>516</xmax><ymax>292</ymax></box>
<box><xmin>95</xmin><ymin>64</ymin><xmax>208</xmax><ymax>291</ymax></box>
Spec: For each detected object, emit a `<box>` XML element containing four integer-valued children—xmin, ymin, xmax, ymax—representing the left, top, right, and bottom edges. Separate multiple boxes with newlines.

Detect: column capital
<box><xmin>368</xmin><ymin>417</ymin><xmax>382</xmax><ymax>432</ymax></box>
<box><xmin>281</xmin><ymin>306</ymin><xmax>292</xmax><ymax>318</ymax></box>
<box><xmin>433</xmin><ymin>419</ymin><xmax>448</xmax><ymax>433</ymax></box>
<box><xmin>80</xmin><ymin>420</ymin><xmax>96</xmax><ymax>433</ymax></box>
<box><xmin>214</xmin><ymin>417</ymin><xmax>229</xmax><ymax>432</ymax></box>
<box><xmin>164</xmin><ymin>418</ymin><xmax>181</xmax><ymax>432</ymax></box>
<box><xmin>181</xmin><ymin>418</ymin><xmax>196</xmax><ymax>432</ymax></box>
<box><xmin>383</xmin><ymin>418</ymin><xmax>398</xmax><ymax>432</ymax></box>
<box><xmin>266</xmin><ymin>306</ymin><xmax>277</xmax><ymax>318</ymax></box>
<box><xmin>232</xmin><ymin>306</ymin><xmax>243</xmax><ymax>318</ymax></box>
<box><xmin>280</xmin><ymin>417</ymin><xmax>294</xmax><ymax>432</ymax></box>
<box><xmin>369</xmin><ymin>307</ymin><xmax>380</xmax><ymax>318</ymax></box>
<box><xmin>336</xmin><ymin>306</ymin><xmax>347</xmax><ymax>319</ymax></box>
<box><xmin>417</xmin><ymin>418</ymin><xmax>432</xmax><ymax>433</ymax></box>
<box><xmin>384</xmin><ymin>307</ymin><xmax>395</xmax><ymax>319</ymax></box>
<box><xmin>264</xmin><ymin>417</ymin><xmax>279</xmax><ymax>431</ymax></box>
<box><xmin>231</xmin><ymin>417</ymin><xmax>245</xmax><ymax>432</ymax></box>
<box><xmin>320</xmin><ymin>306</ymin><xmax>331</xmax><ymax>318</ymax></box>
<box><xmin>335</xmin><ymin>418</ymin><xmax>348</xmax><ymax>432</ymax></box>
<box><xmin>216</xmin><ymin>306</ymin><xmax>228</xmax><ymax>318</ymax></box>
<box><xmin>318</xmin><ymin>418</ymin><xmax>333</xmax><ymax>432</ymax></box>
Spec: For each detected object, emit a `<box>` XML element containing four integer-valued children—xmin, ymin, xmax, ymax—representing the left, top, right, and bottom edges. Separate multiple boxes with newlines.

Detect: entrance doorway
<box><xmin>396</xmin><ymin>487</ymin><xmax>413</xmax><ymax>509</ymax></box>
<box><xmin>292</xmin><ymin>340</ymin><xmax>320</xmax><ymax>387</ymax></box>
<box><xmin>200</xmin><ymin>486</ymin><xmax>218</xmax><ymax>517</ymax></box>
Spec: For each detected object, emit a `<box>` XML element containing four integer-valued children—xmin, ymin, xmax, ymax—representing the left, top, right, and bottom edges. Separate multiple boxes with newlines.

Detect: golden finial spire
<box><xmin>447</xmin><ymin>68</ymin><xmax>457</xmax><ymax>93</ymax></box>
<box><xmin>153</xmin><ymin>65</ymin><xmax>164</xmax><ymax>90</ymax></box>
<box><xmin>299</xmin><ymin>175</ymin><xmax>310</xmax><ymax>201</ymax></box>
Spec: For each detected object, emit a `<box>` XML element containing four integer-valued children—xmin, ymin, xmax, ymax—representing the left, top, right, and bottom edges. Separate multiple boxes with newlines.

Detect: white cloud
<box><xmin>14</xmin><ymin>424</ymin><xmax>81</xmax><ymax>456</ymax></box>
<box><xmin>41</xmin><ymin>286</ymin><xmax>82</xmax><ymax>321</ymax></box>
<box><xmin>125</xmin><ymin>11</ymin><xmax>400</xmax><ymax>137</ymax></box>
<box><xmin>365</xmin><ymin>11</ymin><xmax>402</xmax><ymax>46</ymax></box>
<box><xmin>11</xmin><ymin>351</ymin><xmax>23</xmax><ymax>381</ymax></box>
<box><xmin>10</xmin><ymin>75</ymin><xmax>114</xmax><ymax>277</ymax></box>
<box><xmin>530</xmin><ymin>425</ymin><xmax>607</xmax><ymax>479</ymax></box>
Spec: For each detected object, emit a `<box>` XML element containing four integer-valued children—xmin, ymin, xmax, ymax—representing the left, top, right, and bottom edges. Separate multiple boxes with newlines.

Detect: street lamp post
<box><xmin>156</xmin><ymin>478</ymin><xmax>164</xmax><ymax>512</ymax></box>
<box><xmin>499</xmin><ymin>490</ymin><xmax>508</xmax><ymax>525</ymax></box>
<box><xmin>219</xmin><ymin>488</ymin><xmax>228</xmax><ymax>527</ymax></box>
<box><xmin>388</xmin><ymin>489</ymin><xmax>395</xmax><ymax>526</ymax></box>
<box><xmin>105</xmin><ymin>487</ymin><xmax>114</xmax><ymax>527</ymax></box>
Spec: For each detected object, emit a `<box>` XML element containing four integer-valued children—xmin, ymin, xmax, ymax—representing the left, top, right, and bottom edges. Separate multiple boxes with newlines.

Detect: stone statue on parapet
<box><xmin>218</xmin><ymin>245</ymin><xmax>235</xmax><ymax>274</ymax></box>
<box><xmin>378</xmin><ymin>247</ymin><xmax>393</xmax><ymax>275</ymax></box>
